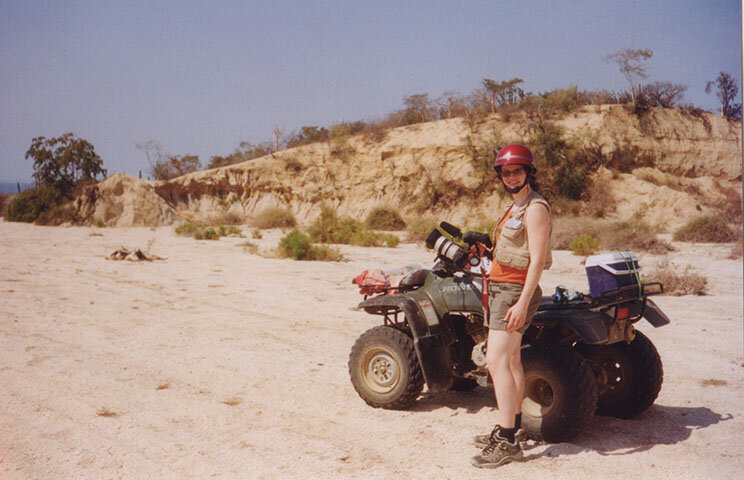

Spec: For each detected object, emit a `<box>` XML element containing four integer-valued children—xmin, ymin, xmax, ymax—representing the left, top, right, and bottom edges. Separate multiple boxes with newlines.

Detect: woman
<box><xmin>470</xmin><ymin>143</ymin><xmax>552</xmax><ymax>469</ymax></box>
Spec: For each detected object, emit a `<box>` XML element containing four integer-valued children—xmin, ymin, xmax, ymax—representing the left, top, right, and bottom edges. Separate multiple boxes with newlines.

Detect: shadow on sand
<box><xmin>410</xmin><ymin>389</ymin><xmax>733</xmax><ymax>458</ymax></box>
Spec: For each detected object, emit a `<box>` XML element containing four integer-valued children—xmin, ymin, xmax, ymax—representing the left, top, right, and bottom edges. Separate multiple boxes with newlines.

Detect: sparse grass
<box><xmin>405</xmin><ymin>217</ymin><xmax>439</xmax><ymax>243</ymax></box>
<box><xmin>278</xmin><ymin>228</ymin><xmax>345</xmax><ymax>261</ymax></box>
<box><xmin>673</xmin><ymin>215</ymin><xmax>738</xmax><ymax>243</ymax></box>
<box><xmin>177</xmin><ymin>222</ymin><xmax>242</xmax><ymax>240</ymax></box>
<box><xmin>251</xmin><ymin>229</ymin><xmax>263</xmax><ymax>239</ymax></box>
<box><xmin>308</xmin><ymin>205</ymin><xmax>399</xmax><ymax>247</ymax></box>
<box><xmin>700</xmin><ymin>378</ymin><xmax>728</xmax><ymax>387</ymax></box>
<box><xmin>646</xmin><ymin>258</ymin><xmax>707</xmax><ymax>296</ymax></box>
<box><xmin>252</xmin><ymin>206</ymin><xmax>297</xmax><ymax>229</ymax></box>
<box><xmin>570</xmin><ymin>234</ymin><xmax>600</xmax><ymax>256</ymax></box>
<box><xmin>365</xmin><ymin>205</ymin><xmax>406</xmax><ymax>230</ymax></box>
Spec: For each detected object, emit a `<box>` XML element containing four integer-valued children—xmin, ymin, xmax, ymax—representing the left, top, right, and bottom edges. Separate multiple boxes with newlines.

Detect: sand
<box><xmin>1</xmin><ymin>222</ymin><xmax>742</xmax><ymax>479</ymax></box>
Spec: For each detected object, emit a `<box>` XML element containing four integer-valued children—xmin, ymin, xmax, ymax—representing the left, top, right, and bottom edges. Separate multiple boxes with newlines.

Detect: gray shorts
<box><xmin>487</xmin><ymin>283</ymin><xmax>542</xmax><ymax>334</ymax></box>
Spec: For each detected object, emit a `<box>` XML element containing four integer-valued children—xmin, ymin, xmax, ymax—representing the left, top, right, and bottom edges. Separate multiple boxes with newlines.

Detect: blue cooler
<box><xmin>585</xmin><ymin>252</ymin><xmax>641</xmax><ymax>297</ymax></box>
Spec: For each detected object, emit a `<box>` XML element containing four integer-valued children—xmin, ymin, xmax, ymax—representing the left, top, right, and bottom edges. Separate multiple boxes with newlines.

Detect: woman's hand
<box><xmin>504</xmin><ymin>299</ymin><xmax>529</xmax><ymax>332</ymax></box>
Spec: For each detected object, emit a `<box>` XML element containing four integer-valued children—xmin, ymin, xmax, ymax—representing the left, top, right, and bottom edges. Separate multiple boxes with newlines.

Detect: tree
<box><xmin>25</xmin><ymin>133</ymin><xmax>106</xmax><ymax>198</ymax></box>
<box><xmin>604</xmin><ymin>48</ymin><xmax>654</xmax><ymax>104</ymax></box>
<box><xmin>149</xmin><ymin>154</ymin><xmax>201</xmax><ymax>180</ymax></box>
<box><xmin>638</xmin><ymin>81</ymin><xmax>687</xmax><ymax>108</ymax></box>
<box><xmin>401</xmin><ymin>93</ymin><xmax>434</xmax><ymax>124</ymax></box>
<box><xmin>705</xmin><ymin>72</ymin><xmax>742</xmax><ymax>120</ymax></box>
<box><xmin>482</xmin><ymin>78</ymin><xmax>525</xmax><ymax>112</ymax></box>
<box><xmin>273</xmin><ymin>125</ymin><xmax>285</xmax><ymax>152</ymax></box>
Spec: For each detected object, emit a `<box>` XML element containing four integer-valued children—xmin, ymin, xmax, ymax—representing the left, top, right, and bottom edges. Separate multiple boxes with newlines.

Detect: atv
<box><xmin>348</xmin><ymin>222</ymin><xmax>670</xmax><ymax>442</ymax></box>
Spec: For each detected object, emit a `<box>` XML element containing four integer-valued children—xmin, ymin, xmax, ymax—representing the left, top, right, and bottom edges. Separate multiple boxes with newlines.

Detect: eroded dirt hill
<box><xmin>75</xmin><ymin>105</ymin><xmax>742</xmax><ymax>229</ymax></box>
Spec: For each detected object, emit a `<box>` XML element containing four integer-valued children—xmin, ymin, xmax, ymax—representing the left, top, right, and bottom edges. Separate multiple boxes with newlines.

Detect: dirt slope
<box><xmin>74</xmin><ymin>105</ymin><xmax>741</xmax><ymax>228</ymax></box>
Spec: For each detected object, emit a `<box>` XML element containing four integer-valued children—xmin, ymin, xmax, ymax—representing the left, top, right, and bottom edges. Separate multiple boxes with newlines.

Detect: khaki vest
<box><xmin>493</xmin><ymin>191</ymin><xmax>552</xmax><ymax>271</ymax></box>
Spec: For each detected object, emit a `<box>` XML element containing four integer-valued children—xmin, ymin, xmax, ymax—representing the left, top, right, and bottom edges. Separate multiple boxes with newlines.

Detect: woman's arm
<box><xmin>504</xmin><ymin>202</ymin><xmax>551</xmax><ymax>332</ymax></box>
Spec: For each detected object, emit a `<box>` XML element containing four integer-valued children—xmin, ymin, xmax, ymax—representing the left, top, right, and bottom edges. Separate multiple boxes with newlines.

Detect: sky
<box><xmin>1</xmin><ymin>0</ymin><xmax>741</xmax><ymax>183</ymax></box>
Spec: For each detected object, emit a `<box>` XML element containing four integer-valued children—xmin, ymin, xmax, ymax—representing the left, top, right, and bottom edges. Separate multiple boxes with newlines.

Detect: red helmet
<box><xmin>493</xmin><ymin>144</ymin><xmax>536</xmax><ymax>173</ymax></box>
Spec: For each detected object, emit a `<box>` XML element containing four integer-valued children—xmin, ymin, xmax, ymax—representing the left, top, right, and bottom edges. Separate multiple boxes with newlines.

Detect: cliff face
<box><xmin>78</xmin><ymin>105</ymin><xmax>742</xmax><ymax>229</ymax></box>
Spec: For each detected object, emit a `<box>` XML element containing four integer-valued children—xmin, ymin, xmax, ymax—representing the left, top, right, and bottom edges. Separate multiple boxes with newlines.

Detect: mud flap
<box><xmin>643</xmin><ymin>299</ymin><xmax>671</xmax><ymax>327</ymax></box>
<box><xmin>359</xmin><ymin>294</ymin><xmax>454</xmax><ymax>392</ymax></box>
<box><xmin>414</xmin><ymin>334</ymin><xmax>454</xmax><ymax>392</ymax></box>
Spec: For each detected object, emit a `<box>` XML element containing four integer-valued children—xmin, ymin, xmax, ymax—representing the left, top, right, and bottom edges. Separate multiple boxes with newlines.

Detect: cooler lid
<box><xmin>585</xmin><ymin>251</ymin><xmax>640</xmax><ymax>274</ymax></box>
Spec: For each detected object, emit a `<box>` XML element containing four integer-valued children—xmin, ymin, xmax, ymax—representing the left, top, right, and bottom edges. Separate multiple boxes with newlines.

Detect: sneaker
<box><xmin>470</xmin><ymin>435</ymin><xmax>523</xmax><ymax>469</ymax></box>
<box><xmin>473</xmin><ymin>428</ymin><xmax>527</xmax><ymax>448</ymax></box>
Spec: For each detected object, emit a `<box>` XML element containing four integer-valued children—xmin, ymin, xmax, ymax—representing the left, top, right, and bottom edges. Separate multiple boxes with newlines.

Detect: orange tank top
<box><xmin>489</xmin><ymin>206</ymin><xmax>528</xmax><ymax>284</ymax></box>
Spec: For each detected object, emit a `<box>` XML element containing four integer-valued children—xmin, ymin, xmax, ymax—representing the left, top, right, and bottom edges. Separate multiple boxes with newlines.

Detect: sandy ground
<box><xmin>0</xmin><ymin>222</ymin><xmax>742</xmax><ymax>479</ymax></box>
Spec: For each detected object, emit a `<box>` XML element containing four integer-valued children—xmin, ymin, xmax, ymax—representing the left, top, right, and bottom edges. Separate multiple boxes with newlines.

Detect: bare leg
<box><xmin>510</xmin><ymin>346</ymin><xmax>524</xmax><ymax>416</ymax></box>
<box><xmin>486</xmin><ymin>329</ymin><xmax>523</xmax><ymax>429</ymax></box>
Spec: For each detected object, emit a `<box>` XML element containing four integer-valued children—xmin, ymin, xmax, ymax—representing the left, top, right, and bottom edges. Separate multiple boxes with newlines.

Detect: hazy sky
<box><xmin>1</xmin><ymin>0</ymin><xmax>741</xmax><ymax>182</ymax></box>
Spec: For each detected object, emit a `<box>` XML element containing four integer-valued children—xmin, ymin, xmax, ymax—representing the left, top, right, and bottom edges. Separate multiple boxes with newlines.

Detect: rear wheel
<box><xmin>521</xmin><ymin>345</ymin><xmax>598</xmax><ymax>442</ymax></box>
<box><xmin>577</xmin><ymin>330</ymin><xmax>663</xmax><ymax>418</ymax></box>
<box><xmin>348</xmin><ymin>326</ymin><xmax>424</xmax><ymax>409</ymax></box>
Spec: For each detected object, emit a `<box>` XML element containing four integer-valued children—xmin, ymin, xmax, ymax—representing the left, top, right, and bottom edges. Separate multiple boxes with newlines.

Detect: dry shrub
<box><xmin>729</xmin><ymin>238</ymin><xmax>743</xmax><ymax>259</ymax></box>
<box><xmin>0</xmin><ymin>192</ymin><xmax>12</xmax><ymax>217</ymax></box>
<box><xmin>405</xmin><ymin>217</ymin><xmax>439</xmax><ymax>243</ymax></box>
<box><xmin>646</xmin><ymin>258</ymin><xmax>707</xmax><ymax>296</ymax></box>
<box><xmin>97</xmin><ymin>407</ymin><xmax>119</xmax><ymax>418</ymax></box>
<box><xmin>551</xmin><ymin>217</ymin><xmax>601</xmax><ymax>250</ymax></box>
<box><xmin>365</xmin><ymin>205</ymin><xmax>407</xmax><ymax>230</ymax></box>
<box><xmin>252</xmin><ymin>206</ymin><xmax>297</xmax><ymax>229</ymax></box>
<box><xmin>700</xmin><ymin>379</ymin><xmax>728</xmax><ymax>387</ymax></box>
<box><xmin>207</xmin><ymin>210</ymin><xmax>245</xmax><ymax>226</ymax></box>
<box><xmin>583</xmin><ymin>181</ymin><xmax>616</xmax><ymax>218</ymax></box>
<box><xmin>714</xmin><ymin>183</ymin><xmax>742</xmax><ymax>225</ymax></box>
<box><xmin>673</xmin><ymin>215</ymin><xmax>738</xmax><ymax>243</ymax></box>
<box><xmin>308</xmin><ymin>205</ymin><xmax>399</xmax><ymax>247</ymax></box>
<box><xmin>600</xmin><ymin>220</ymin><xmax>674</xmax><ymax>254</ymax></box>
<box><xmin>633</xmin><ymin>168</ymin><xmax>681</xmax><ymax>190</ymax></box>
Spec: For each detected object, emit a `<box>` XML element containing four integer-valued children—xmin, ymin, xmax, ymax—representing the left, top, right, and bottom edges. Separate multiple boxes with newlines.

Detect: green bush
<box><xmin>278</xmin><ymin>228</ymin><xmax>344</xmax><ymax>261</ymax></box>
<box><xmin>570</xmin><ymin>234</ymin><xmax>599</xmax><ymax>256</ymax></box>
<box><xmin>279</xmin><ymin>229</ymin><xmax>313</xmax><ymax>259</ymax></box>
<box><xmin>673</xmin><ymin>216</ymin><xmax>738</xmax><ymax>243</ymax></box>
<box><xmin>7</xmin><ymin>186</ymin><xmax>61</xmax><ymax>223</ymax></box>
<box><xmin>364</xmin><ymin>206</ymin><xmax>407</xmax><ymax>230</ymax></box>
<box><xmin>252</xmin><ymin>206</ymin><xmax>297</xmax><ymax>229</ymax></box>
<box><xmin>308</xmin><ymin>205</ymin><xmax>399</xmax><ymax>247</ymax></box>
<box><xmin>175</xmin><ymin>222</ymin><xmax>200</xmax><ymax>236</ymax></box>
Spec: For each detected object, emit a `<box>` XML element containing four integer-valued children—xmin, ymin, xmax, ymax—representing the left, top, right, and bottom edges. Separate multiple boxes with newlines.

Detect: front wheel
<box><xmin>348</xmin><ymin>326</ymin><xmax>424</xmax><ymax>409</ymax></box>
<box><xmin>577</xmin><ymin>330</ymin><xmax>663</xmax><ymax>419</ymax></box>
<box><xmin>521</xmin><ymin>345</ymin><xmax>598</xmax><ymax>443</ymax></box>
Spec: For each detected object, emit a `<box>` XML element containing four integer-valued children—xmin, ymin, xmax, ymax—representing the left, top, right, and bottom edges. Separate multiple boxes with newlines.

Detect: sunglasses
<box><xmin>497</xmin><ymin>168</ymin><xmax>526</xmax><ymax>178</ymax></box>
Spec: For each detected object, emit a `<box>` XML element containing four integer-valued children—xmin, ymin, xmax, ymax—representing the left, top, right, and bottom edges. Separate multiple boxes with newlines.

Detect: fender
<box><xmin>531</xmin><ymin>309</ymin><xmax>609</xmax><ymax>345</ymax></box>
<box><xmin>643</xmin><ymin>298</ymin><xmax>671</xmax><ymax>327</ymax></box>
<box><xmin>359</xmin><ymin>294</ymin><xmax>453</xmax><ymax>392</ymax></box>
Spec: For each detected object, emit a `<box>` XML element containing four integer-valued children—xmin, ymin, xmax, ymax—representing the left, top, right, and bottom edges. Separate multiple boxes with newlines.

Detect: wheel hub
<box><xmin>363</xmin><ymin>349</ymin><xmax>400</xmax><ymax>393</ymax></box>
